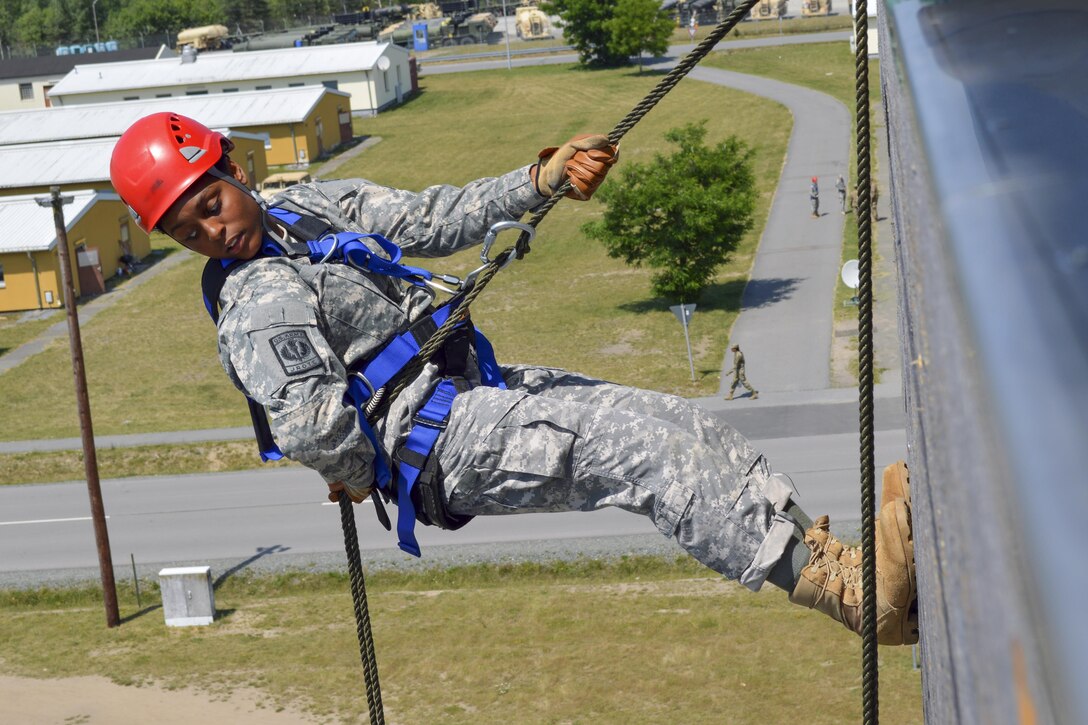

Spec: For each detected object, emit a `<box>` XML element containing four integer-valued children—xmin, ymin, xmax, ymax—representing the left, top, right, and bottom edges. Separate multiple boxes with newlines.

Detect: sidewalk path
<box><xmin>687</xmin><ymin>66</ymin><xmax>852</xmax><ymax>395</ymax></box>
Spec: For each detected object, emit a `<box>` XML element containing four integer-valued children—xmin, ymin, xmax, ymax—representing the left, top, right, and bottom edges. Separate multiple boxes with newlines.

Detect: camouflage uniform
<box><xmin>729</xmin><ymin>349</ymin><xmax>757</xmax><ymax>397</ymax></box>
<box><xmin>213</xmin><ymin>167</ymin><xmax>798</xmax><ymax>590</ymax></box>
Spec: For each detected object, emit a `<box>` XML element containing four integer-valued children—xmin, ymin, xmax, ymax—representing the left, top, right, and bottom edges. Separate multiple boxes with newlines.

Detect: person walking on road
<box><xmin>809</xmin><ymin>176</ymin><xmax>820</xmax><ymax>218</ymax></box>
<box><xmin>836</xmin><ymin>175</ymin><xmax>847</xmax><ymax>214</ymax></box>
<box><xmin>726</xmin><ymin>344</ymin><xmax>758</xmax><ymax>400</ymax></box>
<box><xmin>871</xmin><ymin>180</ymin><xmax>880</xmax><ymax>221</ymax></box>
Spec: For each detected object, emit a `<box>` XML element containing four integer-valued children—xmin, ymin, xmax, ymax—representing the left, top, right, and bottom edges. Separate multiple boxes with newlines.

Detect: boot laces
<box><xmin>807</xmin><ymin>531</ymin><xmax>863</xmax><ymax>598</ymax></box>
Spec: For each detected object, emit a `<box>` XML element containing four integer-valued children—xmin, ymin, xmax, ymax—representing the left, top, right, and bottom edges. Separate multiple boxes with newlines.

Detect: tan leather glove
<box><xmin>534</xmin><ymin>134</ymin><xmax>618</xmax><ymax>200</ymax></box>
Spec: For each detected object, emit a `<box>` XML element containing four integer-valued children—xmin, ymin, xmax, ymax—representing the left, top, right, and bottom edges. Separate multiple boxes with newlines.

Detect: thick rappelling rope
<box><xmin>852</xmin><ymin>1</ymin><xmax>879</xmax><ymax>722</ymax></box>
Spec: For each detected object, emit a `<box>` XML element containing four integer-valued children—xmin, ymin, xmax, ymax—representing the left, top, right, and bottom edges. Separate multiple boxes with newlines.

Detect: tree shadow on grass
<box><xmin>616</xmin><ymin>276</ymin><xmax>803</xmax><ymax>315</ymax></box>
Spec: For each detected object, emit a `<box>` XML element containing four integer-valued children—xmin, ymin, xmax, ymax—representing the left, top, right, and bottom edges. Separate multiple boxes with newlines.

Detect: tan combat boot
<box><xmin>788</xmin><ymin>502</ymin><xmax>918</xmax><ymax>645</ymax></box>
<box><xmin>882</xmin><ymin>460</ymin><xmax>911</xmax><ymax>508</ymax></box>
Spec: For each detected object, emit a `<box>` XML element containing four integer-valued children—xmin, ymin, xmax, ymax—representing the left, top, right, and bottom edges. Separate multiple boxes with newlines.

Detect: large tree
<box><xmin>540</xmin><ymin>0</ymin><xmax>627</xmax><ymax>67</ymax></box>
<box><xmin>582</xmin><ymin>122</ymin><xmax>758</xmax><ymax>301</ymax></box>
<box><xmin>606</xmin><ymin>0</ymin><xmax>673</xmax><ymax>71</ymax></box>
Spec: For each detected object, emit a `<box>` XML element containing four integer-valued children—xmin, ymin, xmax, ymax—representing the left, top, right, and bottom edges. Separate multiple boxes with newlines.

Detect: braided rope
<box><xmin>853</xmin><ymin>2</ymin><xmax>879</xmax><ymax>723</ymax></box>
<box><xmin>372</xmin><ymin>0</ymin><xmax>762</xmax><ymax>418</ymax></box>
<box><xmin>339</xmin><ymin>492</ymin><xmax>385</xmax><ymax>724</ymax></box>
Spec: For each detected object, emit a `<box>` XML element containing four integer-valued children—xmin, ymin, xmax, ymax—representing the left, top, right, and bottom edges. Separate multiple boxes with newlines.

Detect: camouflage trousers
<box><xmin>729</xmin><ymin>372</ymin><xmax>756</xmax><ymax>395</ymax></box>
<box><xmin>433</xmin><ymin>365</ymin><xmax>799</xmax><ymax>590</ymax></box>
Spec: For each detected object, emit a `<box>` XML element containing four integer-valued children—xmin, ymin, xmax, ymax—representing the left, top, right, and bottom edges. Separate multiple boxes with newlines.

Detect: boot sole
<box><xmin>883</xmin><ymin>460</ymin><xmax>917</xmax><ymax>643</ymax></box>
<box><xmin>882</xmin><ymin>460</ymin><xmax>911</xmax><ymax>509</ymax></box>
<box><xmin>879</xmin><ymin>498</ymin><xmax>919</xmax><ymax>646</ymax></box>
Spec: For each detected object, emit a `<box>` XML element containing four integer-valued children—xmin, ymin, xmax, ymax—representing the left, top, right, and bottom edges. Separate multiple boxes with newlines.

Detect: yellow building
<box><xmin>0</xmin><ymin>87</ymin><xmax>348</xmax><ymax>170</ymax></box>
<box><xmin>0</xmin><ymin>190</ymin><xmax>151</xmax><ymax>313</ymax></box>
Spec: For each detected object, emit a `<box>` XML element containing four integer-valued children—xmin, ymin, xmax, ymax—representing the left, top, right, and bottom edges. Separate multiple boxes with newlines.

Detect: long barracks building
<box><xmin>45</xmin><ymin>42</ymin><xmax>415</xmax><ymax>117</ymax></box>
<box><xmin>0</xmin><ymin>85</ymin><xmax>352</xmax><ymax>167</ymax></box>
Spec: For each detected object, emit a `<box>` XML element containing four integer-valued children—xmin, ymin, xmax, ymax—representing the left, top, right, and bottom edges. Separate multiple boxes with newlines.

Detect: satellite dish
<box><xmin>376</xmin><ymin>55</ymin><xmax>391</xmax><ymax>72</ymax></box>
<box><xmin>841</xmin><ymin>259</ymin><xmax>860</xmax><ymax>290</ymax></box>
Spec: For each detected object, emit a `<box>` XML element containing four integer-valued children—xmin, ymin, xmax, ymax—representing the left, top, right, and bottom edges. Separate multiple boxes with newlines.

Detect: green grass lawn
<box><xmin>0</xmin><ymin>557</ymin><xmax>922</xmax><ymax>724</ymax></box>
<box><xmin>0</xmin><ymin>309</ymin><xmax>59</xmax><ymax>358</ymax></box>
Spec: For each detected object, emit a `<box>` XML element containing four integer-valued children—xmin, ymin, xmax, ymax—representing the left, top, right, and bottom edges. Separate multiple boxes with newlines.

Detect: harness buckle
<box><xmin>411</xmin><ymin>411</ymin><xmax>448</xmax><ymax>430</ymax></box>
<box><xmin>351</xmin><ymin>371</ymin><xmax>376</xmax><ymax>400</ymax></box>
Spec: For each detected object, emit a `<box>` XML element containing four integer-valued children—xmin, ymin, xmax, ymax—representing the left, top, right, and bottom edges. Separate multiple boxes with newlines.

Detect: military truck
<box><xmin>748</xmin><ymin>0</ymin><xmax>788</xmax><ymax>20</ymax></box>
<box><xmin>801</xmin><ymin>0</ymin><xmax>833</xmax><ymax>17</ymax></box>
<box><xmin>176</xmin><ymin>25</ymin><xmax>231</xmax><ymax>52</ymax></box>
<box><xmin>515</xmin><ymin>5</ymin><xmax>551</xmax><ymax>40</ymax></box>
<box><xmin>379</xmin><ymin>11</ymin><xmax>498</xmax><ymax>48</ymax></box>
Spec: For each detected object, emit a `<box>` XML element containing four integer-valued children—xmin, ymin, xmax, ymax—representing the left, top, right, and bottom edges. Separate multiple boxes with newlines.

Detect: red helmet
<box><xmin>811</xmin><ymin>176</ymin><xmax>818</xmax><ymax>183</ymax></box>
<box><xmin>110</xmin><ymin>112</ymin><xmax>232</xmax><ymax>233</ymax></box>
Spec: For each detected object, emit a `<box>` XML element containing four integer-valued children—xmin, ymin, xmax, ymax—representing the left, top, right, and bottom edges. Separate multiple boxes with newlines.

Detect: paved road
<box><xmin>419</xmin><ymin>32</ymin><xmax>851</xmax><ymax>76</ymax></box>
<box><xmin>0</xmin><ymin>426</ymin><xmax>906</xmax><ymax>586</ymax></box>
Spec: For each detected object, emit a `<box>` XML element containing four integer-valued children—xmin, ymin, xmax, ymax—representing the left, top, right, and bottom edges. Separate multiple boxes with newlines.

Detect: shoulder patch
<box><xmin>270</xmin><ymin>330</ymin><xmax>323</xmax><ymax>376</ymax></box>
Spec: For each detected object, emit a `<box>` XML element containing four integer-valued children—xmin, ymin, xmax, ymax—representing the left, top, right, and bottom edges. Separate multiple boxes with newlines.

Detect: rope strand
<box><xmin>339</xmin><ymin>492</ymin><xmax>385</xmax><ymax>724</ymax></box>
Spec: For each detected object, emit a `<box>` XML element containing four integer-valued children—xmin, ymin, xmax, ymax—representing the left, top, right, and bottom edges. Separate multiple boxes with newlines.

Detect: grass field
<box><xmin>0</xmin><ymin>557</ymin><xmax>923</xmax><ymax>724</ymax></box>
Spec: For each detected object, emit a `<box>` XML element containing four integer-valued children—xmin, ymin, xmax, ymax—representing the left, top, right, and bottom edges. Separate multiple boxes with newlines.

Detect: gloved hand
<box><xmin>327</xmin><ymin>480</ymin><xmax>372</xmax><ymax>504</ymax></box>
<box><xmin>534</xmin><ymin>134</ymin><xmax>618</xmax><ymax>200</ymax></box>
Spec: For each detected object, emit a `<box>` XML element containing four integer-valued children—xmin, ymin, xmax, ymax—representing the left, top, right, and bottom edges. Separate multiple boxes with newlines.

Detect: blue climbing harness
<box><xmin>201</xmin><ymin>205</ymin><xmax>526</xmax><ymax>557</ymax></box>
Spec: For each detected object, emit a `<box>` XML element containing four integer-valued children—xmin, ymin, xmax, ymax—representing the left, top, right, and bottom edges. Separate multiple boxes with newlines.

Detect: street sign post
<box><xmin>669</xmin><ymin>302</ymin><xmax>697</xmax><ymax>382</ymax></box>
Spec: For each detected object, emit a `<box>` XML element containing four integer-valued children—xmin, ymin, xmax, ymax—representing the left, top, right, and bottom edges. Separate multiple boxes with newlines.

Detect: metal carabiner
<box><xmin>480</xmin><ymin>220</ymin><xmax>535</xmax><ymax>268</ymax></box>
<box><xmin>463</xmin><ymin>221</ymin><xmax>536</xmax><ymax>289</ymax></box>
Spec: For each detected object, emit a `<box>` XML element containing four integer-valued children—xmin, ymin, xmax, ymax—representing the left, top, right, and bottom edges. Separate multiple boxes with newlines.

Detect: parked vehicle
<box><xmin>259</xmin><ymin>171</ymin><xmax>314</xmax><ymax>201</ymax></box>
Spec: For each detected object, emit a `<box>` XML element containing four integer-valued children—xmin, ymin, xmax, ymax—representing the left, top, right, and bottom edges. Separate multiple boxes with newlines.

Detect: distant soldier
<box><xmin>871</xmin><ymin>180</ymin><xmax>880</xmax><ymax>221</ymax></box>
<box><xmin>809</xmin><ymin>176</ymin><xmax>820</xmax><ymax>218</ymax></box>
<box><xmin>726</xmin><ymin>344</ymin><xmax>758</xmax><ymax>400</ymax></box>
<box><xmin>836</xmin><ymin>175</ymin><xmax>847</xmax><ymax>213</ymax></box>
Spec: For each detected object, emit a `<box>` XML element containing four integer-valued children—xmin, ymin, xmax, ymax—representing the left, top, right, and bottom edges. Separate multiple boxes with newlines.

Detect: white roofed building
<box><xmin>0</xmin><ymin>85</ymin><xmax>353</xmax><ymax>167</ymax></box>
<box><xmin>0</xmin><ymin>130</ymin><xmax>269</xmax><ymax>197</ymax></box>
<box><xmin>46</xmin><ymin>42</ymin><xmax>414</xmax><ymax>118</ymax></box>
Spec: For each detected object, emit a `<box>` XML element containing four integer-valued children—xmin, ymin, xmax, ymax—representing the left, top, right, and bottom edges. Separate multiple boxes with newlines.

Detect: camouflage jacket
<box><xmin>214</xmin><ymin>167</ymin><xmax>545</xmax><ymax>492</ymax></box>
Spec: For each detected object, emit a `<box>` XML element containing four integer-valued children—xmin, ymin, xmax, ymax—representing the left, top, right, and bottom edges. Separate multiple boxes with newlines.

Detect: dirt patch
<box><xmin>0</xmin><ymin>675</ymin><xmax>317</xmax><ymax>724</ymax></box>
<box><xmin>830</xmin><ymin>328</ymin><xmax>858</xmax><ymax>388</ymax></box>
<box><xmin>559</xmin><ymin>577</ymin><xmax>738</xmax><ymax>598</ymax></box>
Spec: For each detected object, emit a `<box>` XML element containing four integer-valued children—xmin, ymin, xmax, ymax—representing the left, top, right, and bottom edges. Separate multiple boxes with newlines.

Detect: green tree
<box><xmin>103</xmin><ymin>0</ymin><xmax>221</xmax><ymax>42</ymax></box>
<box><xmin>12</xmin><ymin>3</ymin><xmax>63</xmax><ymax>46</ymax></box>
<box><xmin>540</xmin><ymin>0</ymin><xmax>628</xmax><ymax>67</ymax></box>
<box><xmin>606</xmin><ymin>0</ymin><xmax>673</xmax><ymax>71</ymax></box>
<box><xmin>583</xmin><ymin>122</ymin><xmax>758</xmax><ymax>301</ymax></box>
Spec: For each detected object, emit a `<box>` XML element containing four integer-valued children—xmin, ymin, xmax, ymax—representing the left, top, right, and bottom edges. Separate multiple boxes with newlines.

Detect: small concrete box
<box><xmin>158</xmin><ymin>566</ymin><xmax>215</xmax><ymax>627</ymax></box>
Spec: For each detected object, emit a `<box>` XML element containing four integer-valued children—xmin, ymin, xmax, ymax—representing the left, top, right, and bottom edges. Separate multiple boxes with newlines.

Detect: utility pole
<box><xmin>91</xmin><ymin>0</ymin><xmax>100</xmax><ymax>44</ymax></box>
<box><xmin>35</xmin><ymin>187</ymin><xmax>119</xmax><ymax>629</ymax></box>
